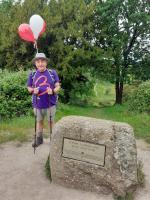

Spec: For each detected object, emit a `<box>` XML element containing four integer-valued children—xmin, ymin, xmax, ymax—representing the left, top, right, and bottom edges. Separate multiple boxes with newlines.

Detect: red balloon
<box><xmin>18</xmin><ymin>24</ymin><xmax>35</xmax><ymax>42</ymax></box>
<box><xmin>39</xmin><ymin>21</ymin><xmax>46</xmax><ymax>37</ymax></box>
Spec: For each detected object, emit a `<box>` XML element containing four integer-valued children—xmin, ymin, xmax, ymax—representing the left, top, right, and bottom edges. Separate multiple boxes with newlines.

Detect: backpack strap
<box><xmin>48</xmin><ymin>69</ymin><xmax>55</xmax><ymax>84</ymax></box>
<box><xmin>31</xmin><ymin>71</ymin><xmax>38</xmax><ymax>87</ymax></box>
<box><xmin>48</xmin><ymin>69</ymin><xmax>59</xmax><ymax>103</ymax></box>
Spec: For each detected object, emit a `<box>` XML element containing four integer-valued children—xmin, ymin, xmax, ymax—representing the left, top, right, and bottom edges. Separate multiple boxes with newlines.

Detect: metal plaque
<box><xmin>62</xmin><ymin>138</ymin><xmax>106</xmax><ymax>166</ymax></box>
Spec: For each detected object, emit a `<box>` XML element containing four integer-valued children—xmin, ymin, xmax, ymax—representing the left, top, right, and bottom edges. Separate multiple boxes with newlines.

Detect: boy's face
<box><xmin>35</xmin><ymin>58</ymin><xmax>47</xmax><ymax>72</ymax></box>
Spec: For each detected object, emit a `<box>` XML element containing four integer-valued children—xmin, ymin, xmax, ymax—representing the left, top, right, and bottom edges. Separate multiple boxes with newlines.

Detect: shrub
<box><xmin>123</xmin><ymin>81</ymin><xmax>141</xmax><ymax>103</ymax></box>
<box><xmin>68</xmin><ymin>80</ymin><xmax>94</xmax><ymax>106</ymax></box>
<box><xmin>0</xmin><ymin>70</ymin><xmax>32</xmax><ymax>119</ymax></box>
<box><xmin>128</xmin><ymin>81</ymin><xmax>150</xmax><ymax>113</ymax></box>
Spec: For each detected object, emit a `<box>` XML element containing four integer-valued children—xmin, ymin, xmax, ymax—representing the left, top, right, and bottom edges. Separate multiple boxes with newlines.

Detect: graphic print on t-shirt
<box><xmin>27</xmin><ymin>69</ymin><xmax>59</xmax><ymax>108</ymax></box>
<box><xmin>34</xmin><ymin>75</ymin><xmax>50</xmax><ymax>96</ymax></box>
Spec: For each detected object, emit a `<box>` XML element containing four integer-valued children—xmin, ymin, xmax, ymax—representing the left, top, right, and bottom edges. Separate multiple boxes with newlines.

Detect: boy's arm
<box><xmin>27</xmin><ymin>72</ymin><xmax>39</xmax><ymax>94</ymax></box>
<box><xmin>27</xmin><ymin>73</ymin><xmax>34</xmax><ymax>94</ymax></box>
<box><xmin>52</xmin><ymin>69</ymin><xmax>61</xmax><ymax>94</ymax></box>
<box><xmin>53</xmin><ymin>82</ymin><xmax>61</xmax><ymax>94</ymax></box>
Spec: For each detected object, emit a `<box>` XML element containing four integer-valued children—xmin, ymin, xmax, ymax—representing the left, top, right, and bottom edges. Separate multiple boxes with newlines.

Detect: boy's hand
<box><xmin>47</xmin><ymin>87</ymin><xmax>53</xmax><ymax>95</ymax></box>
<box><xmin>33</xmin><ymin>87</ymin><xmax>39</xmax><ymax>95</ymax></box>
<box><xmin>28</xmin><ymin>87</ymin><xmax>34</xmax><ymax>93</ymax></box>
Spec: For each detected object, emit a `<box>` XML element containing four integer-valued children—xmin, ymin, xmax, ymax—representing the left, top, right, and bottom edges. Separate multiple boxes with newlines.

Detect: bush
<box><xmin>69</xmin><ymin>73</ymin><xmax>95</xmax><ymax>106</ymax></box>
<box><xmin>61</xmin><ymin>71</ymin><xmax>95</xmax><ymax>106</ymax></box>
<box><xmin>68</xmin><ymin>80</ymin><xmax>95</xmax><ymax>106</ymax></box>
<box><xmin>0</xmin><ymin>70</ymin><xmax>32</xmax><ymax>119</ymax></box>
<box><xmin>123</xmin><ymin>81</ymin><xmax>141</xmax><ymax>103</ymax></box>
<box><xmin>128</xmin><ymin>81</ymin><xmax>150</xmax><ymax>113</ymax></box>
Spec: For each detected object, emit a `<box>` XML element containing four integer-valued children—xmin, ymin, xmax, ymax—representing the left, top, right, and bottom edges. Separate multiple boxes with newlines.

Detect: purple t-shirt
<box><xmin>27</xmin><ymin>69</ymin><xmax>60</xmax><ymax>109</ymax></box>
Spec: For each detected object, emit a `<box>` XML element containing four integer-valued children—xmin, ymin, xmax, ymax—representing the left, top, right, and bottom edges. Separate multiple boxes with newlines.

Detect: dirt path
<box><xmin>0</xmin><ymin>139</ymin><xmax>150</xmax><ymax>200</ymax></box>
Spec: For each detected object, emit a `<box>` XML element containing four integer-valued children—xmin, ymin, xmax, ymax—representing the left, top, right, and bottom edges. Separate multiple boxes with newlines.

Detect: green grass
<box><xmin>0</xmin><ymin>116</ymin><xmax>34</xmax><ymax>143</ymax></box>
<box><xmin>137</xmin><ymin>160</ymin><xmax>145</xmax><ymax>187</ymax></box>
<box><xmin>0</xmin><ymin>103</ymin><xmax>150</xmax><ymax>144</ymax></box>
<box><xmin>92</xmin><ymin>81</ymin><xmax>115</xmax><ymax>106</ymax></box>
<box><xmin>45</xmin><ymin>154</ymin><xmax>52</xmax><ymax>182</ymax></box>
<box><xmin>113</xmin><ymin>192</ymin><xmax>134</xmax><ymax>200</ymax></box>
<box><xmin>0</xmin><ymin>81</ymin><xmax>150</xmax><ymax>144</ymax></box>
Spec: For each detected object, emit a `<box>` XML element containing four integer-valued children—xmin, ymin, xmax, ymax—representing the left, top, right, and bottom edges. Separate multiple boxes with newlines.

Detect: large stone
<box><xmin>50</xmin><ymin>116</ymin><xmax>138</xmax><ymax>196</ymax></box>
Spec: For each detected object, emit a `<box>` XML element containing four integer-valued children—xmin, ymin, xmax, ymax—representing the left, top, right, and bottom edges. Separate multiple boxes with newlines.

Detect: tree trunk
<box><xmin>115</xmin><ymin>65</ymin><xmax>124</xmax><ymax>104</ymax></box>
<box><xmin>115</xmin><ymin>80</ymin><xmax>123</xmax><ymax>104</ymax></box>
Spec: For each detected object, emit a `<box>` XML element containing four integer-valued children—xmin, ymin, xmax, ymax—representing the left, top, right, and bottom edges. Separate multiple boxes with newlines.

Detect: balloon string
<box><xmin>34</xmin><ymin>41</ymin><xmax>38</xmax><ymax>53</ymax></box>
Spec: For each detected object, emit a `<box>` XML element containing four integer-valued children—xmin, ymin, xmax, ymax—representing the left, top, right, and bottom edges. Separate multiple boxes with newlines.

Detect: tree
<box><xmin>130</xmin><ymin>55</ymin><xmax>150</xmax><ymax>81</ymax></box>
<box><xmin>44</xmin><ymin>0</ymin><xmax>98</xmax><ymax>102</ymax></box>
<box><xmin>95</xmin><ymin>0</ymin><xmax>150</xmax><ymax>104</ymax></box>
<box><xmin>0</xmin><ymin>0</ymin><xmax>97</xmax><ymax>103</ymax></box>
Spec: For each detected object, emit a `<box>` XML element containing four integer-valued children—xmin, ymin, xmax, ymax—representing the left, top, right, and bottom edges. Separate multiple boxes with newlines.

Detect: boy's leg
<box><xmin>37</xmin><ymin>120</ymin><xmax>44</xmax><ymax>136</ymax></box>
<box><xmin>47</xmin><ymin>106</ymin><xmax>56</xmax><ymax>134</ymax></box>
<box><xmin>33</xmin><ymin>109</ymin><xmax>44</xmax><ymax>146</ymax></box>
<box><xmin>36</xmin><ymin>120</ymin><xmax>44</xmax><ymax>144</ymax></box>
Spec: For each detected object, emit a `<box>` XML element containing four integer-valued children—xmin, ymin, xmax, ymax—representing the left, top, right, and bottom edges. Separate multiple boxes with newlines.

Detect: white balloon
<box><xmin>29</xmin><ymin>14</ymin><xmax>44</xmax><ymax>40</ymax></box>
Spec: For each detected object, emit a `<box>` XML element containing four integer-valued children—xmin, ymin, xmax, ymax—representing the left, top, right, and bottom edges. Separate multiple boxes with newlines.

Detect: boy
<box><xmin>27</xmin><ymin>53</ymin><xmax>60</xmax><ymax>147</ymax></box>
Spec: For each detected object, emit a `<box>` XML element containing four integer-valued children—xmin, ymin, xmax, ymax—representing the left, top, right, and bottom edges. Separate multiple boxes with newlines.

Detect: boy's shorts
<box><xmin>34</xmin><ymin>106</ymin><xmax>56</xmax><ymax>122</ymax></box>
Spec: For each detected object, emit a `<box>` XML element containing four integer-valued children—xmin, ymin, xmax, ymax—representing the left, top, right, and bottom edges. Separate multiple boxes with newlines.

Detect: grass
<box><xmin>0</xmin><ymin>103</ymin><xmax>150</xmax><ymax>144</ymax></box>
<box><xmin>0</xmin><ymin>81</ymin><xmax>150</xmax><ymax>144</ymax></box>
<box><xmin>113</xmin><ymin>192</ymin><xmax>134</xmax><ymax>200</ymax></box>
<box><xmin>92</xmin><ymin>80</ymin><xmax>115</xmax><ymax>106</ymax></box>
<box><xmin>45</xmin><ymin>154</ymin><xmax>52</xmax><ymax>182</ymax></box>
<box><xmin>0</xmin><ymin>115</ymin><xmax>34</xmax><ymax>144</ymax></box>
<box><xmin>137</xmin><ymin>160</ymin><xmax>145</xmax><ymax>187</ymax></box>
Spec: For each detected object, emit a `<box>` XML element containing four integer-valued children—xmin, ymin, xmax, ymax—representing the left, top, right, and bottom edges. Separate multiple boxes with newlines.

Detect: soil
<box><xmin>0</xmin><ymin>139</ymin><xmax>149</xmax><ymax>200</ymax></box>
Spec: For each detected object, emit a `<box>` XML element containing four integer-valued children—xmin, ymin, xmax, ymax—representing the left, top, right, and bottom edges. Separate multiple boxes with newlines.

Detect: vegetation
<box><xmin>95</xmin><ymin>0</ymin><xmax>149</xmax><ymax>104</ymax></box>
<box><xmin>0</xmin><ymin>0</ymin><xmax>149</xmax><ymax>104</ymax></box>
<box><xmin>0</xmin><ymin>70</ymin><xmax>31</xmax><ymax>119</ymax></box>
<box><xmin>1</xmin><ymin>102</ymin><xmax>150</xmax><ymax>144</ymax></box>
<box><xmin>45</xmin><ymin>154</ymin><xmax>52</xmax><ymax>182</ymax></box>
<box><xmin>137</xmin><ymin>160</ymin><xmax>145</xmax><ymax>187</ymax></box>
<box><xmin>0</xmin><ymin>1</ymin><xmax>149</xmax><ymax>200</ymax></box>
<box><xmin>114</xmin><ymin>192</ymin><xmax>134</xmax><ymax>200</ymax></box>
<box><xmin>128</xmin><ymin>81</ymin><xmax>150</xmax><ymax>113</ymax></box>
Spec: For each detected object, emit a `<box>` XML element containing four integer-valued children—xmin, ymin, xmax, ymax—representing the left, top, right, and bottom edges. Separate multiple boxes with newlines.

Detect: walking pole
<box><xmin>48</xmin><ymin>93</ymin><xmax>52</xmax><ymax>182</ymax></box>
<box><xmin>49</xmin><ymin>94</ymin><xmax>52</xmax><ymax>143</ymax></box>
<box><xmin>33</xmin><ymin>93</ymin><xmax>37</xmax><ymax>154</ymax></box>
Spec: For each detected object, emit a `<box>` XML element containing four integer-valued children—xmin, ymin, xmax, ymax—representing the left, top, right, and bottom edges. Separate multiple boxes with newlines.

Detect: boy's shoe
<box><xmin>32</xmin><ymin>135</ymin><xmax>43</xmax><ymax>148</ymax></box>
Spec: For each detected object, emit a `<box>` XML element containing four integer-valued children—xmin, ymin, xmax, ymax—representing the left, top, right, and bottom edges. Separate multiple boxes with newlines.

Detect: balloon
<box><xmin>39</xmin><ymin>20</ymin><xmax>46</xmax><ymax>37</ymax></box>
<box><xmin>18</xmin><ymin>24</ymin><xmax>34</xmax><ymax>42</ymax></box>
<box><xmin>29</xmin><ymin>15</ymin><xmax>45</xmax><ymax>40</ymax></box>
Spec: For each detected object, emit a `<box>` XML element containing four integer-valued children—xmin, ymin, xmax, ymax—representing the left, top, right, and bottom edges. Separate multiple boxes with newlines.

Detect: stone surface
<box><xmin>50</xmin><ymin>116</ymin><xmax>138</xmax><ymax>196</ymax></box>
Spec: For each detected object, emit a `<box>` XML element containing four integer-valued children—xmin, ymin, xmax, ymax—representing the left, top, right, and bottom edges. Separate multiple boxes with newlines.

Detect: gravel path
<box><xmin>0</xmin><ymin>139</ymin><xmax>149</xmax><ymax>200</ymax></box>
